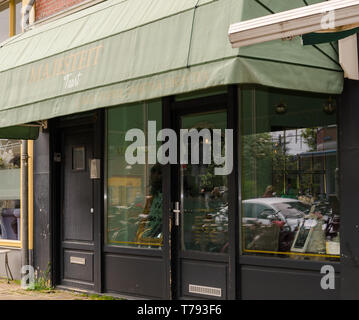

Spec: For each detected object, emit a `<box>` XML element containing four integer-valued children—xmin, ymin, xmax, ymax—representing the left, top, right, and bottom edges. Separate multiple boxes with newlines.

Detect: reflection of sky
<box><xmin>0</xmin><ymin>8</ymin><xmax>9</xmax><ymax>44</ymax></box>
<box><xmin>271</xmin><ymin>129</ymin><xmax>310</xmax><ymax>155</ymax></box>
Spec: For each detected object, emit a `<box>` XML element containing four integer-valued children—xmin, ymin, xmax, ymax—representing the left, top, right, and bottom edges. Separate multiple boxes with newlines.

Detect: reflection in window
<box><xmin>0</xmin><ymin>3</ymin><xmax>9</xmax><ymax>43</ymax></box>
<box><xmin>181</xmin><ymin>111</ymin><xmax>229</xmax><ymax>253</ymax></box>
<box><xmin>241</xmin><ymin>89</ymin><xmax>339</xmax><ymax>261</ymax></box>
<box><xmin>106</xmin><ymin>101</ymin><xmax>163</xmax><ymax>248</ymax></box>
<box><xmin>0</xmin><ymin>0</ymin><xmax>22</xmax><ymax>43</ymax></box>
<box><xmin>0</xmin><ymin>139</ymin><xmax>21</xmax><ymax>240</ymax></box>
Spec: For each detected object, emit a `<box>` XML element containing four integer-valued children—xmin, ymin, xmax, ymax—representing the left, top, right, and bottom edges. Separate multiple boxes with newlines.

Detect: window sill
<box><xmin>239</xmin><ymin>254</ymin><xmax>340</xmax><ymax>272</ymax></box>
<box><xmin>0</xmin><ymin>240</ymin><xmax>21</xmax><ymax>248</ymax></box>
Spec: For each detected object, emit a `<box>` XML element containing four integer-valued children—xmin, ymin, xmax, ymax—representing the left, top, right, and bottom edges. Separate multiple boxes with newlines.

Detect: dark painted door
<box><xmin>171</xmin><ymin>104</ymin><xmax>230</xmax><ymax>300</ymax></box>
<box><xmin>60</xmin><ymin>126</ymin><xmax>96</xmax><ymax>290</ymax></box>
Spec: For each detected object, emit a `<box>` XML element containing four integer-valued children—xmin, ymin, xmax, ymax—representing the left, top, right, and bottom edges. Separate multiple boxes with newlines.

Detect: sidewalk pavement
<box><xmin>0</xmin><ymin>278</ymin><xmax>100</xmax><ymax>300</ymax></box>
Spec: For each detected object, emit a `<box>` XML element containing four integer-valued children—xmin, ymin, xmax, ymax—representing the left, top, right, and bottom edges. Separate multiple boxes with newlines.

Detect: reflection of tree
<box><xmin>243</xmin><ymin>132</ymin><xmax>300</xmax><ymax>199</ymax></box>
<box><xmin>301</xmin><ymin>128</ymin><xmax>317</xmax><ymax>152</ymax></box>
<box><xmin>0</xmin><ymin>140</ymin><xmax>21</xmax><ymax>170</ymax></box>
<box><xmin>243</xmin><ymin>133</ymin><xmax>273</xmax><ymax>162</ymax></box>
<box><xmin>272</xmin><ymin>133</ymin><xmax>291</xmax><ymax>173</ymax></box>
<box><xmin>243</xmin><ymin>133</ymin><xmax>274</xmax><ymax>199</ymax></box>
<box><xmin>243</xmin><ymin>128</ymin><xmax>326</xmax><ymax>201</ymax></box>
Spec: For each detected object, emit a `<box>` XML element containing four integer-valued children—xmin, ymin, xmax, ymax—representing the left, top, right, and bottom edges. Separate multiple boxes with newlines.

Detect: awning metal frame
<box><xmin>20</xmin><ymin>120</ymin><xmax>48</xmax><ymax>129</ymax></box>
<box><xmin>228</xmin><ymin>0</ymin><xmax>359</xmax><ymax>48</ymax></box>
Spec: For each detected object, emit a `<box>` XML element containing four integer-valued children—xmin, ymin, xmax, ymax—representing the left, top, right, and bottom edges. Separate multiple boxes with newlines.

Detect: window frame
<box><xmin>0</xmin><ymin>139</ymin><xmax>21</xmax><ymax>247</ymax></box>
<box><xmin>238</xmin><ymin>85</ymin><xmax>341</xmax><ymax>266</ymax></box>
<box><xmin>104</xmin><ymin>101</ymin><xmax>165</xmax><ymax>250</ymax></box>
<box><xmin>0</xmin><ymin>1</ymin><xmax>21</xmax><ymax>248</ymax></box>
<box><xmin>0</xmin><ymin>0</ymin><xmax>22</xmax><ymax>40</ymax></box>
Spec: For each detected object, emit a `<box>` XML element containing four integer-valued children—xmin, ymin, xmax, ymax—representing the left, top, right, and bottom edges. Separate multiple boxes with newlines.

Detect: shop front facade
<box><xmin>40</xmin><ymin>84</ymin><xmax>341</xmax><ymax>299</ymax></box>
<box><xmin>0</xmin><ymin>0</ymin><xmax>351</xmax><ymax>299</ymax></box>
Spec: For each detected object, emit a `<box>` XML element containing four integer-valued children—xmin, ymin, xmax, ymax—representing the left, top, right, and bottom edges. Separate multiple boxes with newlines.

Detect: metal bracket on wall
<box><xmin>21</xmin><ymin>120</ymin><xmax>48</xmax><ymax>130</ymax></box>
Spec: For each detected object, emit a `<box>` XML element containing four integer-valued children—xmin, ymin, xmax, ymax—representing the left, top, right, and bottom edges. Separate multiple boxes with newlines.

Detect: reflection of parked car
<box><xmin>243</xmin><ymin>198</ymin><xmax>311</xmax><ymax>232</ymax></box>
<box><xmin>242</xmin><ymin>198</ymin><xmax>312</xmax><ymax>252</ymax></box>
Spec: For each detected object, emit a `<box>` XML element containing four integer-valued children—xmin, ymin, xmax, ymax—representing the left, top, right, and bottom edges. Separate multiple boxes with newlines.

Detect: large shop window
<box><xmin>106</xmin><ymin>101</ymin><xmax>163</xmax><ymax>248</ymax></box>
<box><xmin>0</xmin><ymin>139</ymin><xmax>21</xmax><ymax>241</ymax></box>
<box><xmin>241</xmin><ymin>88</ymin><xmax>339</xmax><ymax>261</ymax></box>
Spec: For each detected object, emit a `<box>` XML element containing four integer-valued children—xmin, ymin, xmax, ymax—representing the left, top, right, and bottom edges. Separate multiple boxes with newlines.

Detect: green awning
<box><xmin>303</xmin><ymin>27</ymin><xmax>359</xmax><ymax>46</ymax></box>
<box><xmin>0</xmin><ymin>126</ymin><xmax>39</xmax><ymax>140</ymax></box>
<box><xmin>0</xmin><ymin>0</ymin><xmax>343</xmax><ymax>129</ymax></box>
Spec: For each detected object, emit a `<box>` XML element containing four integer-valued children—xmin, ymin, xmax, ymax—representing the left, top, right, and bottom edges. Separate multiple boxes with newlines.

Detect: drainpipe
<box><xmin>20</xmin><ymin>0</ymin><xmax>35</xmax><ymax>281</ymax></box>
<box><xmin>22</xmin><ymin>0</ymin><xmax>35</xmax><ymax>31</ymax></box>
<box><xmin>21</xmin><ymin>141</ymin><xmax>29</xmax><ymax>268</ymax></box>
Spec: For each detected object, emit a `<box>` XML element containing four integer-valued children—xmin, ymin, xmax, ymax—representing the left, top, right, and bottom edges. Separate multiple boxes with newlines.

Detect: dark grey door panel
<box><xmin>181</xmin><ymin>260</ymin><xmax>227</xmax><ymax>300</ymax></box>
<box><xmin>64</xmin><ymin>250</ymin><xmax>94</xmax><ymax>283</ymax></box>
<box><xmin>60</xmin><ymin>127</ymin><xmax>95</xmax><ymax>289</ymax></box>
<box><xmin>104</xmin><ymin>254</ymin><xmax>166</xmax><ymax>299</ymax></box>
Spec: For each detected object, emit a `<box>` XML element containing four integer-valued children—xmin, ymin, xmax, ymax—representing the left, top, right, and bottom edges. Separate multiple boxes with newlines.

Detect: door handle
<box><xmin>173</xmin><ymin>202</ymin><xmax>180</xmax><ymax>226</ymax></box>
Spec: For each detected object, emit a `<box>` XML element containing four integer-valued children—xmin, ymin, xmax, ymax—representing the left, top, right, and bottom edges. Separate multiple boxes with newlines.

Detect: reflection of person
<box><xmin>286</xmin><ymin>181</ymin><xmax>295</xmax><ymax>196</ymax></box>
<box><xmin>140</xmin><ymin>164</ymin><xmax>162</xmax><ymax>239</ymax></box>
<box><xmin>263</xmin><ymin>185</ymin><xmax>274</xmax><ymax>198</ymax></box>
<box><xmin>210</xmin><ymin>187</ymin><xmax>221</xmax><ymax>199</ymax></box>
<box><xmin>282</xmin><ymin>179</ymin><xmax>296</xmax><ymax>199</ymax></box>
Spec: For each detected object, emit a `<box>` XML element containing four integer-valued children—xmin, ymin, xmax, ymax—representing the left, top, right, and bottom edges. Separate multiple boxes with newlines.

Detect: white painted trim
<box><xmin>339</xmin><ymin>35</ymin><xmax>359</xmax><ymax>80</ymax></box>
<box><xmin>229</xmin><ymin>0</ymin><xmax>359</xmax><ymax>48</ymax></box>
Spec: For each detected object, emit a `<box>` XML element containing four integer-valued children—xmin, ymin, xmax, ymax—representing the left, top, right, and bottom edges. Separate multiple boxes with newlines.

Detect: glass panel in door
<box><xmin>180</xmin><ymin>111</ymin><xmax>229</xmax><ymax>253</ymax></box>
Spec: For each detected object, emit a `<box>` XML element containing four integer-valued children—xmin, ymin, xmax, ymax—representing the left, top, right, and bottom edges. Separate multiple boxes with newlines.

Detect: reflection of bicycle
<box><xmin>192</xmin><ymin>203</ymin><xmax>229</xmax><ymax>253</ymax></box>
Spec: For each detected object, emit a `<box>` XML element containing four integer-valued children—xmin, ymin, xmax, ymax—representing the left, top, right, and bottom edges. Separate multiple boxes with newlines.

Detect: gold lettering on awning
<box><xmin>28</xmin><ymin>44</ymin><xmax>104</xmax><ymax>84</ymax></box>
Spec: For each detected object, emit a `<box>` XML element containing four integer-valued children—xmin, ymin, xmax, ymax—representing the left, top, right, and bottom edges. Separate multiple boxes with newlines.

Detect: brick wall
<box><xmin>35</xmin><ymin>0</ymin><xmax>87</xmax><ymax>21</ymax></box>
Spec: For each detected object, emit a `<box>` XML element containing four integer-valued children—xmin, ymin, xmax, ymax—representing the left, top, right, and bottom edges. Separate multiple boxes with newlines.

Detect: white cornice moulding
<box><xmin>229</xmin><ymin>0</ymin><xmax>359</xmax><ymax>48</ymax></box>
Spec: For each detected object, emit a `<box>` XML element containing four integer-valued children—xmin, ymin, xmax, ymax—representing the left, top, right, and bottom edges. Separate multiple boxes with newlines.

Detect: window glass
<box><xmin>241</xmin><ymin>88</ymin><xmax>340</xmax><ymax>261</ymax></box>
<box><xmin>106</xmin><ymin>101</ymin><xmax>163</xmax><ymax>248</ymax></box>
<box><xmin>180</xmin><ymin>111</ymin><xmax>229</xmax><ymax>253</ymax></box>
<box><xmin>0</xmin><ymin>3</ymin><xmax>9</xmax><ymax>43</ymax></box>
<box><xmin>0</xmin><ymin>139</ymin><xmax>21</xmax><ymax>240</ymax></box>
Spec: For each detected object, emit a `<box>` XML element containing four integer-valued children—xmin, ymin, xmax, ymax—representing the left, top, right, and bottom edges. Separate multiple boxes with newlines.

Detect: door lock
<box><xmin>173</xmin><ymin>202</ymin><xmax>180</xmax><ymax>226</ymax></box>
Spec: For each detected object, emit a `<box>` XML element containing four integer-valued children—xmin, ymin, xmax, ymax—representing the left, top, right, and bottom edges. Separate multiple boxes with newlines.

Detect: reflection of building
<box><xmin>298</xmin><ymin>150</ymin><xmax>337</xmax><ymax>196</ymax></box>
<box><xmin>108</xmin><ymin>176</ymin><xmax>142</xmax><ymax>207</ymax></box>
<box><xmin>317</xmin><ymin>127</ymin><xmax>337</xmax><ymax>151</ymax></box>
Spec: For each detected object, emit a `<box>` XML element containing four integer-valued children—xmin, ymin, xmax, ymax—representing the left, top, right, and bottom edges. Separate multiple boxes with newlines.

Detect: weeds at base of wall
<box><xmin>27</xmin><ymin>262</ymin><xmax>53</xmax><ymax>292</ymax></box>
<box><xmin>79</xmin><ymin>293</ymin><xmax>124</xmax><ymax>300</ymax></box>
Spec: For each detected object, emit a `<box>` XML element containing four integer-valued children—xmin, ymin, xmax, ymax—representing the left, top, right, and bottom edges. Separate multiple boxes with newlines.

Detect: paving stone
<box><xmin>0</xmin><ymin>278</ymin><xmax>91</xmax><ymax>300</ymax></box>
